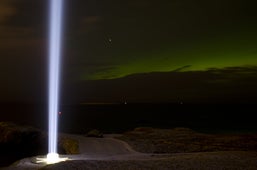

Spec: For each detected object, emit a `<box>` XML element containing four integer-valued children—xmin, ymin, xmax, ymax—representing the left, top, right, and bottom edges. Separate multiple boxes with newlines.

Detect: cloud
<box><xmin>0</xmin><ymin>26</ymin><xmax>34</xmax><ymax>38</ymax></box>
<box><xmin>0</xmin><ymin>1</ymin><xmax>44</xmax><ymax>50</ymax></box>
<box><xmin>0</xmin><ymin>0</ymin><xmax>17</xmax><ymax>24</ymax></box>
<box><xmin>173</xmin><ymin>65</ymin><xmax>192</xmax><ymax>72</ymax></box>
<box><xmin>81</xmin><ymin>16</ymin><xmax>101</xmax><ymax>24</ymax></box>
<box><xmin>76</xmin><ymin>16</ymin><xmax>102</xmax><ymax>34</ymax></box>
<box><xmin>0</xmin><ymin>24</ymin><xmax>42</xmax><ymax>51</ymax></box>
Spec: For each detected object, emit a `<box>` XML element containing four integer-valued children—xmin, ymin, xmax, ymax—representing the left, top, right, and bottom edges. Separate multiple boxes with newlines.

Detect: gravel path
<box><xmin>64</xmin><ymin>134</ymin><xmax>137</xmax><ymax>155</ymax></box>
<box><xmin>3</xmin><ymin>134</ymin><xmax>257</xmax><ymax>170</ymax></box>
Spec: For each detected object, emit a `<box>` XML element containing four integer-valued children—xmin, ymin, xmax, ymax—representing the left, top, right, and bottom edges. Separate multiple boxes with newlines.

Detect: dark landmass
<box><xmin>1</xmin><ymin>103</ymin><xmax>257</xmax><ymax>134</ymax></box>
<box><xmin>65</xmin><ymin>66</ymin><xmax>257</xmax><ymax>104</ymax></box>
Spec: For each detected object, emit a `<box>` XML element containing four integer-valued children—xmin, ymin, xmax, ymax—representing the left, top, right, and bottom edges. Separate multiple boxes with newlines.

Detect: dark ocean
<box><xmin>1</xmin><ymin>103</ymin><xmax>257</xmax><ymax>134</ymax></box>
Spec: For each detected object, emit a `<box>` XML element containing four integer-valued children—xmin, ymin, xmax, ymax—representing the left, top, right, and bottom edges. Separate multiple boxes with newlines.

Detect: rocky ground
<box><xmin>117</xmin><ymin>127</ymin><xmax>257</xmax><ymax>153</ymax></box>
<box><xmin>1</xmin><ymin>123</ymin><xmax>257</xmax><ymax>170</ymax></box>
<box><xmin>40</xmin><ymin>151</ymin><xmax>257</xmax><ymax>170</ymax></box>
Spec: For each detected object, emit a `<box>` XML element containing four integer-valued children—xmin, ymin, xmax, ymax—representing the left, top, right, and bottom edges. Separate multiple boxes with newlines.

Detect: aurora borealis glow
<box><xmin>66</xmin><ymin>0</ymin><xmax>257</xmax><ymax>80</ymax></box>
<box><xmin>1</xmin><ymin>0</ymin><xmax>257</xmax><ymax>103</ymax></box>
<box><xmin>81</xmin><ymin>32</ymin><xmax>257</xmax><ymax>80</ymax></box>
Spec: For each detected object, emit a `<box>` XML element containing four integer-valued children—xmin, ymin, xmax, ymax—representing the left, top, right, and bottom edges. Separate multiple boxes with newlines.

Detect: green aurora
<box><xmin>81</xmin><ymin>32</ymin><xmax>257</xmax><ymax>80</ymax></box>
<box><xmin>63</xmin><ymin>0</ymin><xmax>257</xmax><ymax>81</ymax></box>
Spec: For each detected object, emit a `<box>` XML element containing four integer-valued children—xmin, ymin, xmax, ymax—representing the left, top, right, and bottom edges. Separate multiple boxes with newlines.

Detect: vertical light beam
<box><xmin>48</xmin><ymin>0</ymin><xmax>63</xmax><ymax>155</ymax></box>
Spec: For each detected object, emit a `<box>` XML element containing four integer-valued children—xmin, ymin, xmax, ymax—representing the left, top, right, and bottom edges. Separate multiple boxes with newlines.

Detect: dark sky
<box><xmin>1</xmin><ymin>0</ymin><xmax>257</xmax><ymax>104</ymax></box>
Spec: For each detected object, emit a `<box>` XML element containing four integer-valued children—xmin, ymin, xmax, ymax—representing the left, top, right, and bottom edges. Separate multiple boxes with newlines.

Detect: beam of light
<box><xmin>35</xmin><ymin>0</ymin><xmax>66</xmax><ymax>164</ymax></box>
<box><xmin>46</xmin><ymin>0</ymin><xmax>64</xmax><ymax>162</ymax></box>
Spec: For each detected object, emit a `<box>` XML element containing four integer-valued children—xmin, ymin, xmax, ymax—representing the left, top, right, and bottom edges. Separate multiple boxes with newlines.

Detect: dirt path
<box><xmin>3</xmin><ymin>135</ymin><xmax>152</xmax><ymax>170</ymax></box>
<box><xmin>4</xmin><ymin>135</ymin><xmax>257</xmax><ymax>170</ymax></box>
<box><xmin>65</xmin><ymin>134</ymin><xmax>137</xmax><ymax>155</ymax></box>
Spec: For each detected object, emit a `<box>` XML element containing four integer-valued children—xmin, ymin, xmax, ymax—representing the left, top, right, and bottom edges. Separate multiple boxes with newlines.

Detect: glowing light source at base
<box><xmin>36</xmin><ymin>154</ymin><xmax>69</xmax><ymax>164</ymax></box>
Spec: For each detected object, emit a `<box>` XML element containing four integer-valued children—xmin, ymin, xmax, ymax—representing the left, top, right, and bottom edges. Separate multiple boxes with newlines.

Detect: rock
<box><xmin>85</xmin><ymin>129</ymin><xmax>103</xmax><ymax>138</ymax></box>
<box><xmin>58</xmin><ymin>137</ymin><xmax>79</xmax><ymax>154</ymax></box>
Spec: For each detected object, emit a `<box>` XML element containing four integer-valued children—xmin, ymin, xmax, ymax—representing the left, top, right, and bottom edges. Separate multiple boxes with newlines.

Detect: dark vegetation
<box><xmin>0</xmin><ymin>122</ymin><xmax>78</xmax><ymax>167</ymax></box>
<box><xmin>117</xmin><ymin>127</ymin><xmax>257</xmax><ymax>153</ymax></box>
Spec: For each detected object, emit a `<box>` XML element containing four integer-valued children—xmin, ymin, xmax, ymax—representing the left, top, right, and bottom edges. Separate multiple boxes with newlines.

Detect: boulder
<box><xmin>85</xmin><ymin>129</ymin><xmax>103</xmax><ymax>138</ymax></box>
<box><xmin>58</xmin><ymin>137</ymin><xmax>79</xmax><ymax>154</ymax></box>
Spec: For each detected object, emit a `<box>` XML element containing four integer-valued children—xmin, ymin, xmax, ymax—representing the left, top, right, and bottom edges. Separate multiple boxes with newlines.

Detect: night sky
<box><xmin>1</xmin><ymin>0</ymin><xmax>257</xmax><ymax>104</ymax></box>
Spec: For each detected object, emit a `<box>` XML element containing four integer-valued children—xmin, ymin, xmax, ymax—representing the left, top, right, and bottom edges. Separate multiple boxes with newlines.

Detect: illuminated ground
<box><xmin>3</xmin><ymin>133</ymin><xmax>257</xmax><ymax>170</ymax></box>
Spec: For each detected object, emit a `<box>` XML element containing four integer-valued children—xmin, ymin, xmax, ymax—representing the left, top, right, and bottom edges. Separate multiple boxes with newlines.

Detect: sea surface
<box><xmin>0</xmin><ymin>103</ymin><xmax>257</xmax><ymax>134</ymax></box>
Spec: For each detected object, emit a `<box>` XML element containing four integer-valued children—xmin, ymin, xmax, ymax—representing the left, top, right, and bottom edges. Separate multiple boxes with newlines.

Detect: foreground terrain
<box><xmin>3</xmin><ymin>127</ymin><xmax>257</xmax><ymax>170</ymax></box>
